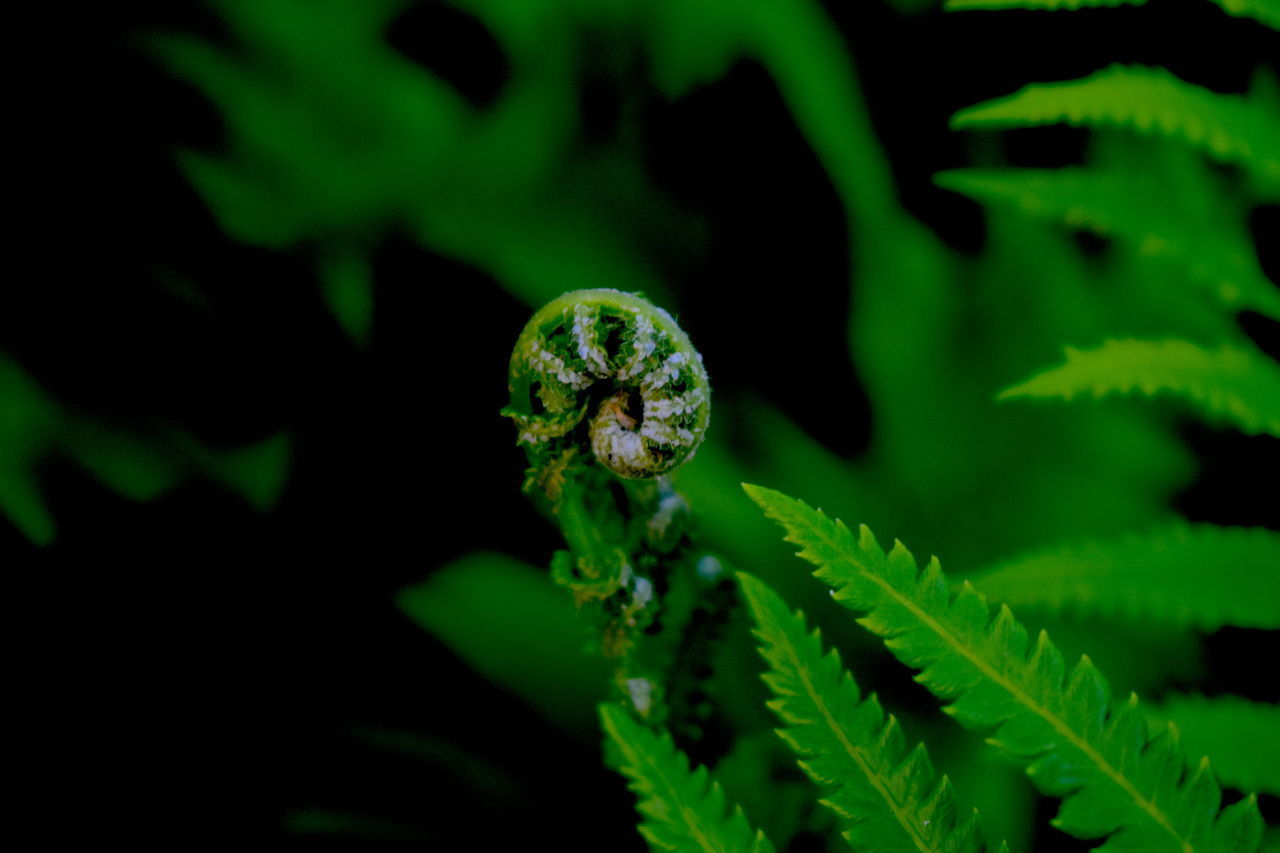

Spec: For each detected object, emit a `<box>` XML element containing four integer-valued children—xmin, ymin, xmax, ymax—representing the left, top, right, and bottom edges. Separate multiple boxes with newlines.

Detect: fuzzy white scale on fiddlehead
<box><xmin>505</xmin><ymin>289</ymin><xmax>711</xmax><ymax>481</ymax></box>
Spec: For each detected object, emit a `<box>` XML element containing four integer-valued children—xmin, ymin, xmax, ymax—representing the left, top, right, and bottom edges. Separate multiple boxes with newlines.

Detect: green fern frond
<box><xmin>970</xmin><ymin>522</ymin><xmax>1280</xmax><ymax>630</ymax></box>
<box><xmin>950</xmin><ymin>66</ymin><xmax>1280</xmax><ymax>191</ymax></box>
<box><xmin>997</xmin><ymin>339</ymin><xmax>1280</xmax><ymax>437</ymax></box>
<box><xmin>600</xmin><ymin>703</ymin><xmax>776</xmax><ymax>853</ymax></box>
<box><xmin>742</xmin><ymin>483</ymin><xmax>1265</xmax><ymax>853</ymax></box>
<box><xmin>933</xmin><ymin>167</ymin><xmax>1280</xmax><ymax>319</ymax></box>
<box><xmin>1150</xmin><ymin>695</ymin><xmax>1280</xmax><ymax>796</ymax></box>
<box><xmin>945</xmin><ymin>0</ymin><xmax>1280</xmax><ymax>28</ymax></box>
<box><xmin>737</xmin><ymin>572</ymin><xmax>997</xmax><ymax>853</ymax></box>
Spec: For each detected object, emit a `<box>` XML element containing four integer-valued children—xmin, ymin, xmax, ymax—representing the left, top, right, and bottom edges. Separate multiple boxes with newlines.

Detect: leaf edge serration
<box><xmin>741</xmin><ymin>482</ymin><xmax>1264</xmax><ymax>853</ymax></box>
<box><xmin>737</xmin><ymin>570</ymin><xmax>998</xmax><ymax>853</ymax></box>
<box><xmin>601</xmin><ymin>702</ymin><xmax>776</xmax><ymax>853</ymax></box>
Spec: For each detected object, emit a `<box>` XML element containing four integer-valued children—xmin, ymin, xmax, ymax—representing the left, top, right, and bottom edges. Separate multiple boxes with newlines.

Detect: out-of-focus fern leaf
<box><xmin>640</xmin><ymin>0</ymin><xmax>747</xmax><ymax>98</ymax></box>
<box><xmin>0</xmin><ymin>356</ymin><xmax>58</xmax><ymax>542</ymax></box>
<box><xmin>1150</xmin><ymin>696</ymin><xmax>1280</xmax><ymax>796</ymax></box>
<box><xmin>399</xmin><ymin>553</ymin><xmax>609</xmax><ymax>731</ymax></box>
<box><xmin>146</xmin><ymin>0</ymin><xmax>677</xmax><ymax>310</ymax></box>
<box><xmin>600</xmin><ymin>704</ymin><xmax>776</xmax><ymax>853</ymax></box>
<box><xmin>0</xmin><ymin>354</ymin><xmax>290</xmax><ymax>543</ymax></box>
<box><xmin>743</xmin><ymin>484</ymin><xmax>1265</xmax><ymax>853</ymax></box>
<box><xmin>971</xmin><ymin>523</ymin><xmax>1280</xmax><ymax>630</ymax></box>
<box><xmin>951</xmin><ymin>66</ymin><xmax>1280</xmax><ymax>193</ymax></box>
<box><xmin>934</xmin><ymin>167</ymin><xmax>1280</xmax><ymax>319</ymax></box>
<box><xmin>737</xmin><ymin>572</ymin><xmax>997</xmax><ymax>853</ymax></box>
<box><xmin>998</xmin><ymin>339</ymin><xmax>1280</xmax><ymax>437</ymax></box>
<box><xmin>1213</xmin><ymin>0</ymin><xmax>1280</xmax><ymax>28</ymax></box>
<box><xmin>711</xmin><ymin>733</ymin><xmax>826</xmax><ymax>849</ymax></box>
<box><xmin>1253</xmin><ymin>67</ymin><xmax>1280</xmax><ymax>107</ymax></box>
<box><xmin>318</xmin><ymin>245</ymin><xmax>374</xmax><ymax>345</ymax></box>
<box><xmin>946</xmin><ymin>0</ymin><xmax>1280</xmax><ymax>28</ymax></box>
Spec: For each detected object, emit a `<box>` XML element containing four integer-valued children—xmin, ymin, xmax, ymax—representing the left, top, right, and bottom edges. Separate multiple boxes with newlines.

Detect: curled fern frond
<box><xmin>1150</xmin><ymin>695</ymin><xmax>1280</xmax><ymax>796</ymax></box>
<box><xmin>997</xmin><ymin>338</ymin><xmax>1280</xmax><ymax>437</ymax></box>
<box><xmin>970</xmin><ymin>522</ymin><xmax>1280</xmax><ymax>630</ymax></box>
<box><xmin>951</xmin><ymin>65</ymin><xmax>1280</xmax><ymax>192</ymax></box>
<box><xmin>600</xmin><ymin>703</ymin><xmax>775</xmax><ymax>853</ymax></box>
<box><xmin>737</xmin><ymin>572</ymin><xmax>998</xmax><ymax>853</ymax></box>
<box><xmin>933</xmin><ymin>167</ymin><xmax>1280</xmax><ymax>319</ymax></box>
<box><xmin>743</xmin><ymin>483</ymin><xmax>1265</xmax><ymax>853</ymax></box>
<box><xmin>504</xmin><ymin>288</ymin><xmax>711</xmax><ymax>482</ymax></box>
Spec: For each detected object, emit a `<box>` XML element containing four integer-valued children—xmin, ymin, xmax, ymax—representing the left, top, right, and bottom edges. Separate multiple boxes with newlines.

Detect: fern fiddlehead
<box><xmin>506</xmin><ymin>289</ymin><xmax>751</xmax><ymax>847</ymax></box>
<box><xmin>504</xmin><ymin>287</ymin><xmax>711</xmax><ymax>483</ymax></box>
<box><xmin>504</xmin><ymin>288</ymin><xmax>730</xmax><ymax>718</ymax></box>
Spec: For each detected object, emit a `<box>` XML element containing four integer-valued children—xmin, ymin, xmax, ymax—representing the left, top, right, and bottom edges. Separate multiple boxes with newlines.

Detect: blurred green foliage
<box><xmin>398</xmin><ymin>551</ymin><xmax>610</xmax><ymax>731</ymax></box>
<box><xmin>0</xmin><ymin>353</ymin><xmax>289</xmax><ymax>544</ymax></box>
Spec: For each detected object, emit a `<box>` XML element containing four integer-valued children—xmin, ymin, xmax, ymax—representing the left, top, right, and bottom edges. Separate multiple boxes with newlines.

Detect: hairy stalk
<box><xmin>504</xmin><ymin>289</ymin><xmax>730</xmax><ymax>739</ymax></box>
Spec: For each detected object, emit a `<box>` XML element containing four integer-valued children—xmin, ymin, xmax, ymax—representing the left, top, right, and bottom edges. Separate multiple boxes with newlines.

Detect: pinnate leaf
<box><xmin>971</xmin><ymin>523</ymin><xmax>1280</xmax><ymax>630</ymax></box>
<box><xmin>738</xmin><ymin>572</ymin><xmax>998</xmax><ymax>853</ymax></box>
<box><xmin>601</xmin><ymin>703</ymin><xmax>775</xmax><ymax>853</ymax></box>
<box><xmin>951</xmin><ymin>65</ymin><xmax>1280</xmax><ymax>191</ymax></box>
<box><xmin>998</xmin><ymin>339</ymin><xmax>1280</xmax><ymax>437</ymax></box>
<box><xmin>934</xmin><ymin>167</ymin><xmax>1280</xmax><ymax>320</ymax></box>
<box><xmin>743</xmin><ymin>483</ymin><xmax>1264</xmax><ymax>852</ymax></box>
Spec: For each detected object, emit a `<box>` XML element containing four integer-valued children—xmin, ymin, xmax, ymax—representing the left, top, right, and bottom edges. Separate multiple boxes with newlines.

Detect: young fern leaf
<box><xmin>737</xmin><ymin>572</ymin><xmax>998</xmax><ymax>853</ymax></box>
<box><xmin>1150</xmin><ymin>696</ymin><xmax>1280</xmax><ymax>796</ymax></box>
<box><xmin>933</xmin><ymin>167</ymin><xmax>1280</xmax><ymax>319</ymax></box>
<box><xmin>950</xmin><ymin>65</ymin><xmax>1280</xmax><ymax>193</ymax></box>
<box><xmin>945</xmin><ymin>0</ymin><xmax>1280</xmax><ymax>29</ymax></box>
<box><xmin>997</xmin><ymin>339</ymin><xmax>1280</xmax><ymax>437</ymax></box>
<box><xmin>970</xmin><ymin>522</ymin><xmax>1280</xmax><ymax>630</ymax></box>
<box><xmin>742</xmin><ymin>483</ymin><xmax>1265</xmax><ymax>853</ymax></box>
<box><xmin>600</xmin><ymin>703</ymin><xmax>775</xmax><ymax>853</ymax></box>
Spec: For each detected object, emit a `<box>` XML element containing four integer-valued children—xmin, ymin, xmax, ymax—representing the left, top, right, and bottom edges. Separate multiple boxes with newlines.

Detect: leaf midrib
<box><xmin>629</xmin><ymin>736</ymin><xmax>728</xmax><ymax>853</ymax></box>
<box><xmin>773</xmin><ymin>625</ymin><xmax>940</xmax><ymax>853</ymax></box>
<box><xmin>812</xmin><ymin>528</ymin><xmax>1193</xmax><ymax>853</ymax></box>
